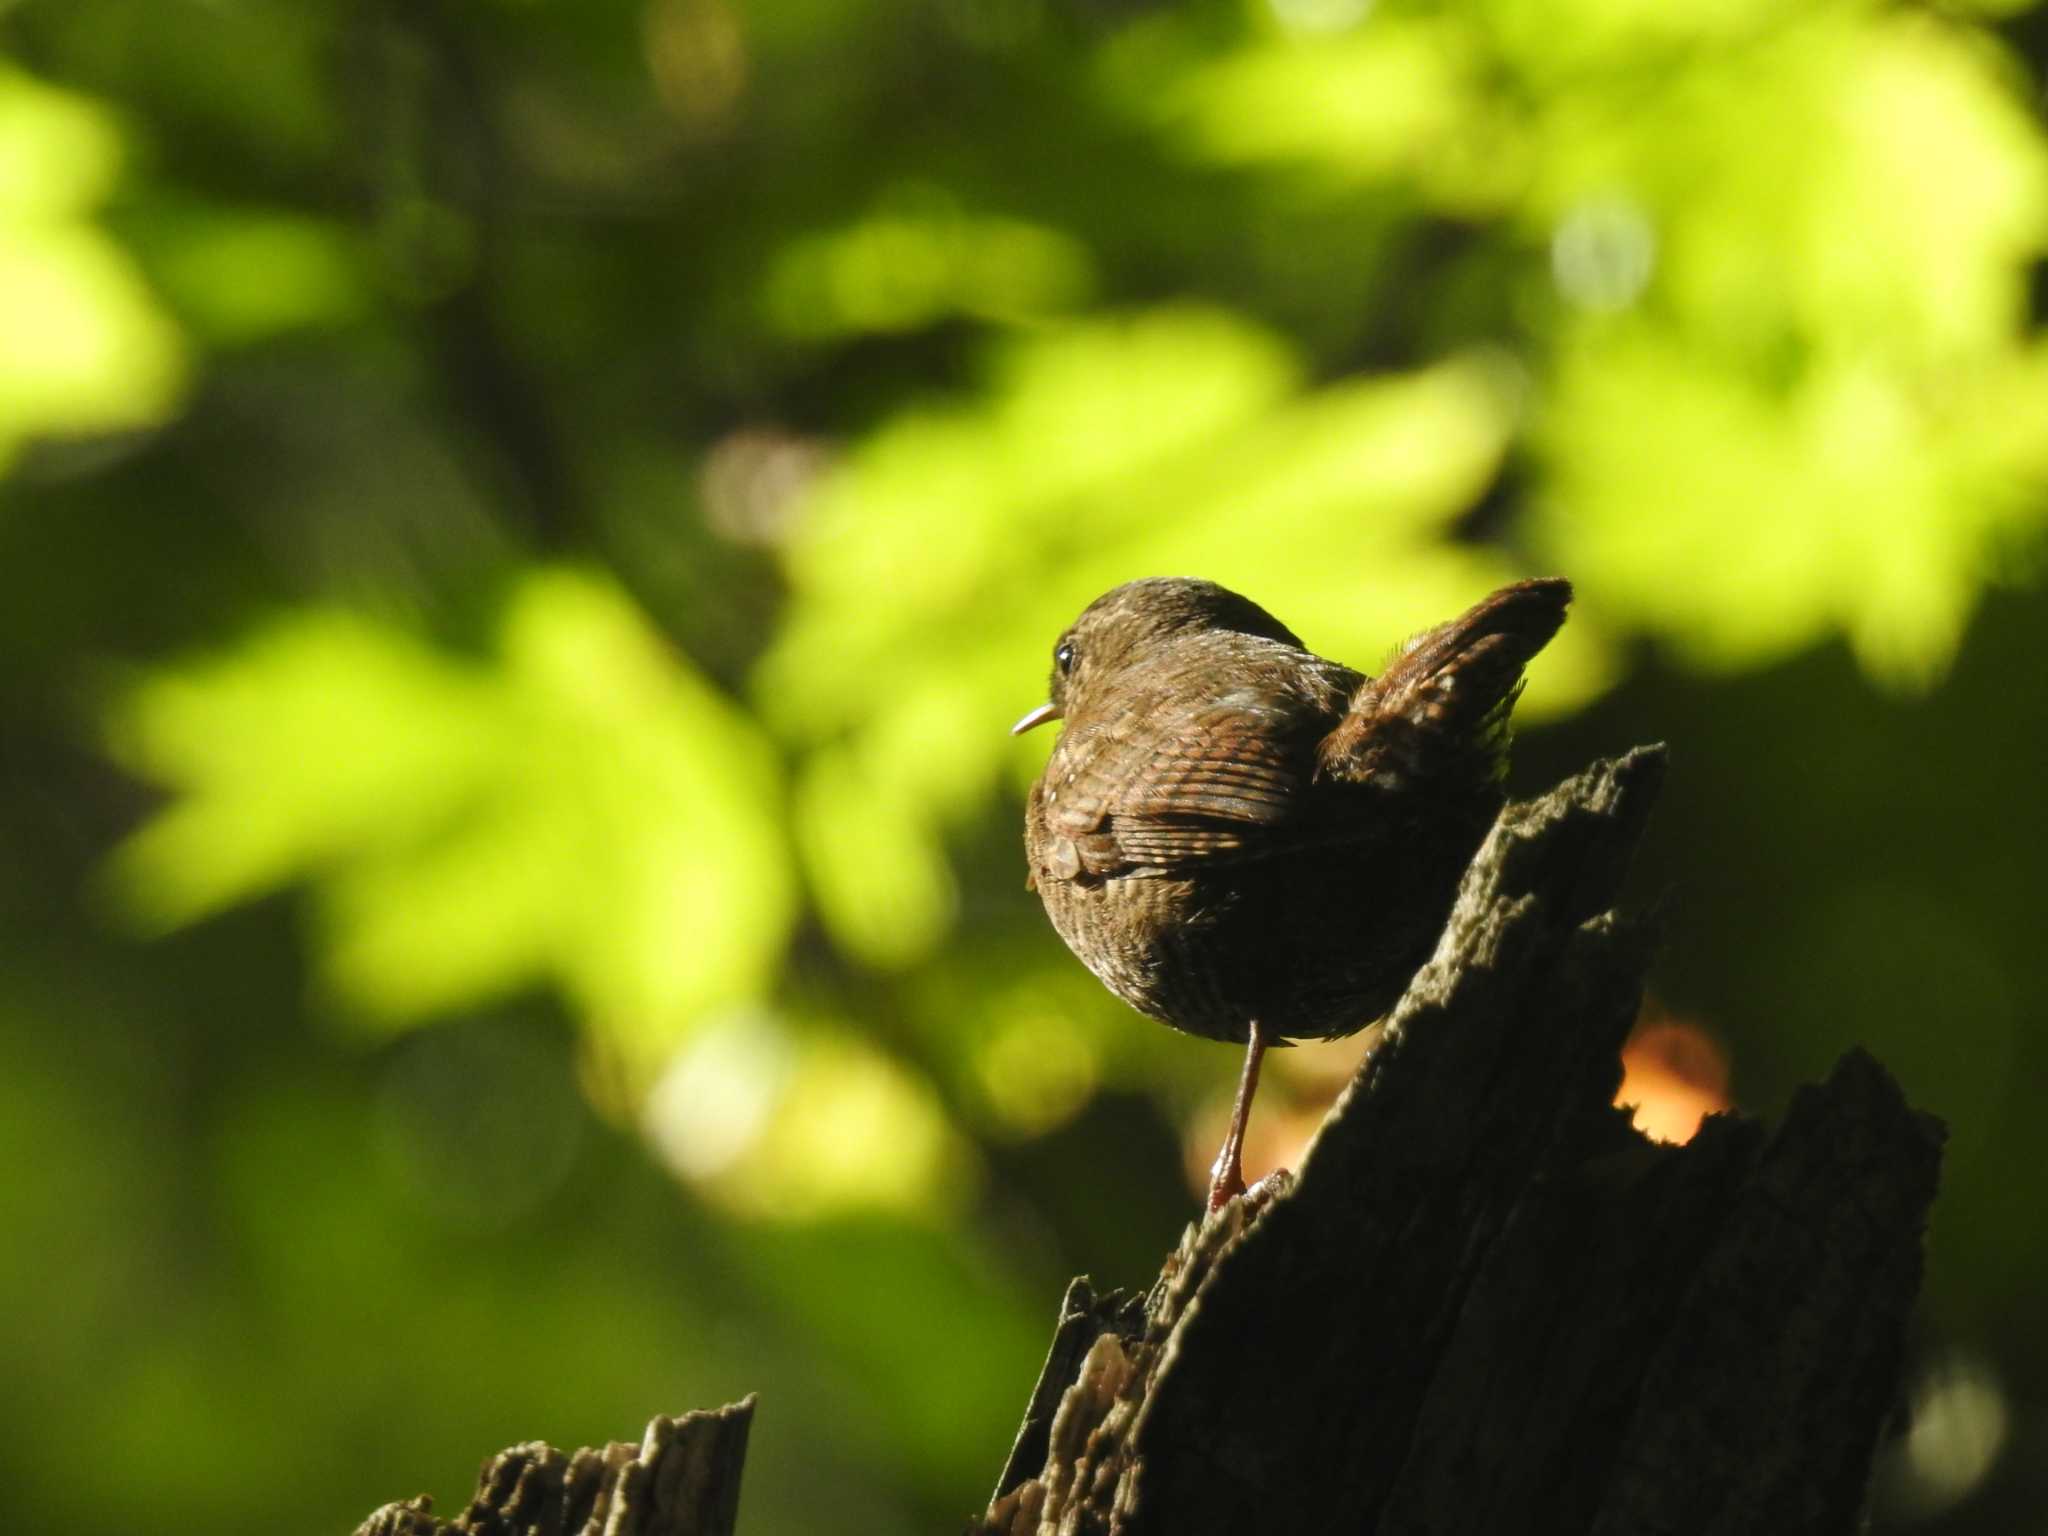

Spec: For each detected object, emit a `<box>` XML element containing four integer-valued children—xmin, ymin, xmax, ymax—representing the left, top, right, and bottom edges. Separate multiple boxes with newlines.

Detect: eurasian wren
<box><xmin>1015</xmin><ymin>577</ymin><xmax>1571</xmax><ymax>1210</ymax></box>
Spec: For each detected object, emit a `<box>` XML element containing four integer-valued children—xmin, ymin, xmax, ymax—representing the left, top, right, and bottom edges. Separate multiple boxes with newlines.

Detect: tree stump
<box><xmin>348</xmin><ymin>749</ymin><xmax>1943</xmax><ymax>1536</ymax></box>
<box><xmin>977</xmin><ymin>747</ymin><xmax>1944</xmax><ymax>1535</ymax></box>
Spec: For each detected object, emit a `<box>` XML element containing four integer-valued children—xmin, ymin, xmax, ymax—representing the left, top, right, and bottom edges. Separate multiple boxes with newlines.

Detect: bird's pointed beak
<box><xmin>1010</xmin><ymin>702</ymin><xmax>1062</xmax><ymax>736</ymax></box>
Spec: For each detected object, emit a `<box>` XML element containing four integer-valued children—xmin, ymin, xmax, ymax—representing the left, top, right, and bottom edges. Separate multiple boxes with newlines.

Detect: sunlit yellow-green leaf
<box><xmin>1527</xmin><ymin>12</ymin><xmax>2048</xmax><ymax>686</ymax></box>
<box><xmin>763</xmin><ymin>184</ymin><xmax>1094</xmax><ymax>339</ymax></box>
<box><xmin>793</xmin><ymin>744</ymin><xmax>957</xmax><ymax>969</ymax></box>
<box><xmin>1105</xmin><ymin>8</ymin><xmax>2048</xmax><ymax>688</ymax></box>
<box><xmin>1818</xmin><ymin>18</ymin><xmax>2048</xmax><ymax>355</ymax></box>
<box><xmin>1476</xmin><ymin>0</ymin><xmax>1795</xmax><ymax>71</ymax></box>
<box><xmin>107</xmin><ymin>567</ymin><xmax>795</xmax><ymax>1078</ymax></box>
<box><xmin>1141</xmin><ymin>20</ymin><xmax>1522</xmax><ymax>212</ymax></box>
<box><xmin>0</xmin><ymin>66</ymin><xmax>185</xmax><ymax>466</ymax></box>
<box><xmin>1525</xmin><ymin>12</ymin><xmax>2048</xmax><ymax>359</ymax></box>
<box><xmin>1535</xmin><ymin>324</ymin><xmax>2048</xmax><ymax>685</ymax></box>
<box><xmin>147</xmin><ymin>206</ymin><xmax>370</xmax><ymax>346</ymax></box>
<box><xmin>0</xmin><ymin>63</ymin><xmax>122</xmax><ymax>215</ymax></box>
<box><xmin>107</xmin><ymin>615</ymin><xmax>500</xmax><ymax>919</ymax></box>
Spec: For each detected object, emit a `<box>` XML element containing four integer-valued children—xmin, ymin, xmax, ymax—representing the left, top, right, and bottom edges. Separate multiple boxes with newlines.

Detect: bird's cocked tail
<box><xmin>1317</xmin><ymin>577</ymin><xmax>1572</xmax><ymax>790</ymax></box>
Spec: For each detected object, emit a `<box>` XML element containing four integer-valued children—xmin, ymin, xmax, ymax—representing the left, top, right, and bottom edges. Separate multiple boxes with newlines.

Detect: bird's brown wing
<box><xmin>1318</xmin><ymin>577</ymin><xmax>1571</xmax><ymax>790</ymax></box>
<box><xmin>1034</xmin><ymin>690</ymin><xmax>1333</xmax><ymax>881</ymax></box>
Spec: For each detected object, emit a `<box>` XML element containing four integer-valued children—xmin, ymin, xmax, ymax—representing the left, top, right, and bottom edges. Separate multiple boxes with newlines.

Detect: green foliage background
<box><xmin>3</xmin><ymin>0</ymin><xmax>2045</xmax><ymax>1528</ymax></box>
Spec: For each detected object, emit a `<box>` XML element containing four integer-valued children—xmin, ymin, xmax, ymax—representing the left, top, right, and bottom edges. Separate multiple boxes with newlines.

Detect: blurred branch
<box><xmin>357</xmin><ymin>0</ymin><xmax>582</xmax><ymax>553</ymax></box>
<box><xmin>354</xmin><ymin>1398</ymin><xmax>754</xmax><ymax>1536</ymax></box>
<box><xmin>979</xmin><ymin>748</ymin><xmax>1946</xmax><ymax>1536</ymax></box>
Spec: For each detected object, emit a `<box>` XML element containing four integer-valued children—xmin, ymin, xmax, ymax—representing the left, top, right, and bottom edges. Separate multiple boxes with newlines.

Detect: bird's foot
<box><xmin>1206</xmin><ymin>1020</ymin><xmax>1274</xmax><ymax>1212</ymax></box>
<box><xmin>1205</xmin><ymin>1159</ymin><xmax>1244</xmax><ymax>1214</ymax></box>
<box><xmin>1205</xmin><ymin>1161</ymin><xmax>1293</xmax><ymax>1215</ymax></box>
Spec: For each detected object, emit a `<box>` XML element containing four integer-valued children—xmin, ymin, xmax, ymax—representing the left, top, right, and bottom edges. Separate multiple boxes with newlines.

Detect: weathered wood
<box><xmin>355</xmin><ymin>1396</ymin><xmax>754</xmax><ymax>1536</ymax></box>
<box><xmin>977</xmin><ymin>747</ymin><xmax>1944</xmax><ymax>1536</ymax></box>
<box><xmin>345</xmin><ymin>750</ymin><xmax>1942</xmax><ymax>1536</ymax></box>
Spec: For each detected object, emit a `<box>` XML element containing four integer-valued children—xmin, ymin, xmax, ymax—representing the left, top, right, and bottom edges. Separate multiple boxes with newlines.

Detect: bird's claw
<box><xmin>1206</xmin><ymin>1164</ymin><xmax>1294</xmax><ymax>1215</ymax></box>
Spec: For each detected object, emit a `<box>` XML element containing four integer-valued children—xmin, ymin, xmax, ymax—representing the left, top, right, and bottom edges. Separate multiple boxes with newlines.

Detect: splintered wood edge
<box><xmin>353</xmin><ymin>1397</ymin><xmax>757</xmax><ymax>1536</ymax></box>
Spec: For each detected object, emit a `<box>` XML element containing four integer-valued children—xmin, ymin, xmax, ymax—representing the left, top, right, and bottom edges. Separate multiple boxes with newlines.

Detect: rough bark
<box><xmin>346</xmin><ymin>749</ymin><xmax>1944</xmax><ymax>1536</ymax></box>
<box><xmin>977</xmin><ymin>747</ymin><xmax>1944</xmax><ymax>1536</ymax></box>
<box><xmin>354</xmin><ymin>1397</ymin><xmax>754</xmax><ymax>1536</ymax></box>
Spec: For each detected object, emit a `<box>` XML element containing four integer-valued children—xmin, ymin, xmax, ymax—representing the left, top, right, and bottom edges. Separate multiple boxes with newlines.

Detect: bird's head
<box><xmin>1010</xmin><ymin>577</ymin><xmax>1303</xmax><ymax>736</ymax></box>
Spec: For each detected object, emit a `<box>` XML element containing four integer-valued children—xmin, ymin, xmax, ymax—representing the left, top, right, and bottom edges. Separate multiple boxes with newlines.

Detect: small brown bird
<box><xmin>1014</xmin><ymin>577</ymin><xmax>1571</xmax><ymax>1210</ymax></box>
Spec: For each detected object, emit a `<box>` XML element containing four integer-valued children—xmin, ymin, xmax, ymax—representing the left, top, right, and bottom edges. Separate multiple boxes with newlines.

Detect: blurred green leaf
<box><xmin>762</xmin><ymin>183</ymin><xmax>1094</xmax><ymax>340</ymax></box>
<box><xmin>1536</xmin><ymin>325</ymin><xmax>2048</xmax><ymax>682</ymax></box>
<box><xmin>107</xmin><ymin>568</ymin><xmax>796</xmax><ymax>1076</ymax></box>
<box><xmin>1118</xmin><ymin>6</ymin><xmax>2048</xmax><ymax>686</ymax></box>
<box><xmin>1137</xmin><ymin>18</ymin><xmax>1520</xmax><ymax>213</ymax></box>
<box><xmin>1527</xmin><ymin>14</ymin><xmax>2048</xmax><ymax>684</ymax></box>
<box><xmin>0</xmin><ymin>64</ymin><xmax>185</xmax><ymax>466</ymax></box>
<box><xmin>0</xmin><ymin>59</ymin><xmax>122</xmax><ymax>214</ymax></box>
<box><xmin>143</xmin><ymin>203</ymin><xmax>371</xmax><ymax>347</ymax></box>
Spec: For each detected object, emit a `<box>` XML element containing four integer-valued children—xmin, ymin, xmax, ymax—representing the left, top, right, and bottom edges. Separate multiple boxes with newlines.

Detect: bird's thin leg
<box><xmin>1207</xmin><ymin>1018</ymin><xmax>1270</xmax><ymax>1212</ymax></box>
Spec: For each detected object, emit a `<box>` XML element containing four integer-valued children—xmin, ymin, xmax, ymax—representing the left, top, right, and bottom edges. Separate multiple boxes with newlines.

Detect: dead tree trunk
<box><xmin>978</xmin><ymin>746</ymin><xmax>1944</xmax><ymax>1535</ymax></box>
<box><xmin>350</xmin><ymin>748</ymin><xmax>1943</xmax><ymax>1536</ymax></box>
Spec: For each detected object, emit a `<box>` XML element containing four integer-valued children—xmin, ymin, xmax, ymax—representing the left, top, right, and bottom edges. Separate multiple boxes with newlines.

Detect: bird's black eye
<box><xmin>1054</xmin><ymin>641</ymin><xmax>1076</xmax><ymax>675</ymax></box>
